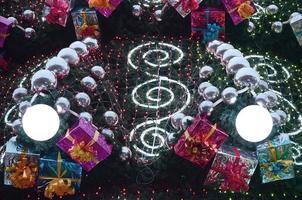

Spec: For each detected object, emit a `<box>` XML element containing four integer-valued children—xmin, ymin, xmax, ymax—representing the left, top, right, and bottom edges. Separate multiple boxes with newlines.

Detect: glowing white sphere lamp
<box><xmin>22</xmin><ymin>104</ymin><xmax>60</xmax><ymax>141</ymax></box>
<box><xmin>236</xmin><ymin>105</ymin><xmax>273</xmax><ymax>142</ymax></box>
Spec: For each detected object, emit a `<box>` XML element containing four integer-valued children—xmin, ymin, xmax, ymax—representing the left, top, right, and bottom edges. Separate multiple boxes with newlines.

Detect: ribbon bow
<box><xmin>203</xmin><ymin>23</ymin><xmax>221</xmax><ymax>43</ymax></box>
<box><xmin>45</xmin><ymin>0</ymin><xmax>69</xmax><ymax>25</ymax></box>
<box><xmin>229</xmin><ymin>0</ymin><xmax>255</xmax><ymax>19</ymax></box>
<box><xmin>39</xmin><ymin>152</ymin><xmax>81</xmax><ymax>199</ymax></box>
<box><xmin>5</xmin><ymin>151</ymin><xmax>38</xmax><ymax>189</ymax></box>
<box><xmin>88</xmin><ymin>0</ymin><xmax>114</xmax><ymax>9</ymax></box>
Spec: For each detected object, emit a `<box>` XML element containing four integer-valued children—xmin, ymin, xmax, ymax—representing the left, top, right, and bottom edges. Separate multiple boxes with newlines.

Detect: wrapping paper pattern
<box><xmin>174</xmin><ymin>115</ymin><xmax>228</xmax><ymax>168</ymax></box>
<box><xmin>43</xmin><ymin>0</ymin><xmax>71</xmax><ymax>27</ymax></box>
<box><xmin>167</xmin><ymin>0</ymin><xmax>203</xmax><ymax>18</ymax></box>
<box><xmin>204</xmin><ymin>146</ymin><xmax>258</xmax><ymax>192</ymax></box>
<box><xmin>71</xmin><ymin>8</ymin><xmax>101</xmax><ymax>40</ymax></box>
<box><xmin>257</xmin><ymin>134</ymin><xmax>295</xmax><ymax>183</ymax></box>
<box><xmin>4</xmin><ymin>137</ymin><xmax>39</xmax><ymax>188</ymax></box>
<box><xmin>191</xmin><ymin>8</ymin><xmax>225</xmax><ymax>42</ymax></box>
<box><xmin>0</xmin><ymin>16</ymin><xmax>13</xmax><ymax>48</ymax></box>
<box><xmin>221</xmin><ymin>0</ymin><xmax>256</xmax><ymax>25</ymax></box>
<box><xmin>290</xmin><ymin>14</ymin><xmax>302</xmax><ymax>46</ymax></box>
<box><xmin>88</xmin><ymin>0</ymin><xmax>122</xmax><ymax>18</ymax></box>
<box><xmin>57</xmin><ymin>118</ymin><xmax>112</xmax><ymax>172</ymax></box>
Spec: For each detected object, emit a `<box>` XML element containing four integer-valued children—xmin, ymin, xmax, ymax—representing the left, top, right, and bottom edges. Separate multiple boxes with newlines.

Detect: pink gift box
<box><xmin>174</xmin><ymin>115</ymin><xmax>228</xmax><ymax>168</ymax></box>
<box><xmin>43</xmin><ymin>0</ymin><xmax>71</xmax><ymax>27</ymax></box>
<box><xmin>221</xmin><ymin>0</ymin><xmax>256</xmax><ymax>25</ymax></box>
<box><xmin>0</xmin><ymin>16</ymin><xmax>12</xmax><ymax>48</ymax></box>
<box><xmin>57</xmin><ymin>118</ymin><xmax>112</xmax><ymax>172</ymax></box>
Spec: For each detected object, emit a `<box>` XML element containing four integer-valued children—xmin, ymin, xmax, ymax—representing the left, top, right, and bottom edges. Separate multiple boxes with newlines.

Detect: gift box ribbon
<box><xmin>0</xmin><ymin>32</ymin><xmax>10</xmax><ymax>40</ymax></box>
<box><xmin>39</xmin><ymin>152</ymin><xmax>81</xmax><ymax>199</ymax></box>
<box><xmin>228</xmin><ymin>0</ymin><xmax>255</xmax><ymax>19</ymax></box>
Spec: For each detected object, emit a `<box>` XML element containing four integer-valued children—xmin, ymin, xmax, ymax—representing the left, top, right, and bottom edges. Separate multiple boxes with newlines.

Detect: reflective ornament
<box><xmin>263</xmin><ymin>91</ymin><xmax>278</xmax><ymax>107</ymax></box>
<box><xmin>12</xmin><ymin>87</ymin><xmax>28</xmax><ymax>103</ymax></box>
<box><xmin>104</xmin><ymin>111</ymin><xmax>119</xmax><ymax>126</ymax></box>
<box><xmin>166</xmin><ymin>133</ymin><xmax>177</xmax><ymax>146</ymax></box>
<box><xmin>181</xmin><ymin>116</ymin><xmax>193</xmax><ymax>130</ymax></box>
<box><xmin>247</xmin><ymin>21</ymin><xmax>255</xmax><ymax>33</ymax></box>
<box><xmin>80</xmin><ymin>112</ymin><xmax>93</xmax><ymax>122</ymax></box>
<box><xmin>198</xmin><ymin>82</ymin><xmax>212</xmax><ymax>96</ymax></box>
<box><xmin>271</xmin><ymin>112</ymin><xmax>281</xmax><ymax>125</ymax></box>
<box><xmin>221</xmin><ymin>87</ymin><xmax>237</xmax><ymax>105</ymax></box>
<box><xmin>271</xmin><ymin>21</ymin><xmax>283</xmax><ymax>33</ymax></box>
<box><xmin>198</xmin><ymin>100</ymin><xmax>214</xmax><ymax>115</ymax></box>
<box><xmin>170</xmin><ymin>112</ymin><xmax>185</xmax><ymax>129</ymax></box>
<box><xmin>81</xmin><ymin>76</ymin><xmax>97</xmax><ymax>91</ymax></box>
<box><xmin>75</xmin><ymin>92</ymin><xmax>91</xmax><ymax>108</ymax></box>
<box><xmin>7</xmin><ymin>17</ymin><xmax>18</xmax><ymax>27</ymax></box>
<box><xmin>215</xmin><ymin>43</ymin><xmax>234</xmax><ymax>58</ymax></box>
<box><xmin>266</xmin><ymin>5</ymin><xmax>279</xmax><ymax>15</ymax></box>
<box><xmin>19</xmin><ymin>101</ymin><xmax>31</xmax><ymax>115</ymax></box>
<box><xmin>234</xmin><ymin>67</ymin><xmax>260</xmax><ymax>88</ymax></box>
<box><xmin>120</xmin><ymin>146</ymin><xmax>132</xmax><ymax>161</ymax></box>
<box><xmin>45</xmin><ymin>56</ymin><xmax>70</xmax><ymax>78</ymax></box>
<box><xmin>132</xmin><ymin>5</ymin><xmax>143</xmax><ymax>17</ymax></box>
<box><xmin>222</xmin><ymin>49</ymin><xmax>243</xmax><ymax>65</ymax></box>
<box><xmin>57</xmin><ymin>48</ymin><xmax>79</xmax><ymax>65</ymax></box>
<box><xmin>82</xmin><ymin>37</ymin><xmax>98</xmax><ymax>50</ymax></box>
<box><xmin>226</xmin><ymin>57</ymin><xmax>250</xmax><ymax>75</ymax></box>
<box><xmin>258</xmin><ymin>80</ymin><xmax>269</xmax><ymax>90</ymax></box>
<box><xmin>12</xmin><ymin>119</ymin><xmax>22</xmax><ymax>133</ymax></box>
<box><xmin>207</xmin><ymin>40</ymin><xmax>223</xmax><ymax>54</ymax></box>
<box><xmin>22</xmin><ymin>9</ymin><xmax>35</xmax><ymax>22</ymax></box>
<box><xmin>154</xmin><ymin>10</ymin><xmax>162</xmax><ymax>21</ymax></box>
<box><xmin>255</xmin><ymin>93</ymin><xmax>268</xmax><ymax>107</ymax></box>
<box><xmin>69</xmin><ymin>41</ymin><xmax>88</xmax><ymax>57</ymax></box>
<box><xmin>24</xmin><ymin>28</ymin><xmax>36</xmax><ymax>39</ymax></box>
<box><xmin>203</xmin><ymin>86</ymin><xmax>219</xmax><ymax>100</ymax></box>
<box><xmin>101</xmin><ymin>128</ymin><xmax>114</xmax><ymax>140</ymax></box>
<box><xmin>276</xmin><ymin>110</ymin><xmax>287</xmax><ymax>124</ymax></box>
<box><xmin>91</xmin><ymin>66</ymin><xmax>105</xmax><ymax>79</ymax></box>
<box><xmin>31</xmin><ymin>69</ymin><xmax>57</xmax><ymax>92</ymax></box>
<box><xmin>55</xmin><ymin>97</ymin><xmax>70</xmax><ymax>114</ymax></box>
<box><xmin>199</xmin><ymin>65</ymin><xmax>213</xmax><ymax>79</ymax></box>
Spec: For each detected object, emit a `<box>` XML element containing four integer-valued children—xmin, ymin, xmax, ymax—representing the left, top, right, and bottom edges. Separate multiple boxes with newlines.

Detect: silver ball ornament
<box><xmin>198</xmin><ymin>100</ymin><xmax>214</xmax><ymax>115</ymax></box>
<box><xmin>234</xmin><ymin>67</ymin><xmax>260</xmax><ymax>88</ymax></box>
<box><xmin>271</xmin><ymin>21</ymin><xmax>283</xmax><ymax>33</ymax></box>
<box><xmin>104</xmin><ymin>111</ymin><xmax>119</xmax><ymax>126</ymax></box>
<box><xmin>75</xmin><ymin>92</ymin><xmax>91</xmax><ymax>108</ymax></box>
<box><xmin>81</xmin><ymin>76</ymin><xmax>97</xmax><ymax>91</ymax></box>
<box><xmin>207</xmin><ymin>40</ymin><xmax>223</xmax><ymax>54</ymax></box>
<box><xmin>226</xmin><ymin>57</ymin><xmax>250</xmax><ymax>75</ymax></box>
<box><xmin>12</xmin><ymin>87</ymin><xmax>28</xmax><ymax>103</ymax></box>
<box><xmin>19</xmin><ymin>101</ymin><xmax>31</xmax><ymax>115</ymax></box>
<box><xmin>31</xmin><ymin>69</ymin><xmax>57</xmax><ymax>92</ymax></box>
<box><xmin>154</xmin><ymin>10</ymin><xmax>162</xmax><ymax>21</ymax></box>
<box><xmin>215</xmin><ymin>43</ymin><xmax>234</xmax><ymax>58</ymax></box>
<box><xmin>22</xmin><ymin>10</ymin><xmax>35</xmax><ymax>22</ymax></box>
<box><xmin>57</xmin><ymin>48</ymin><xmax>80</xmax><ymax>65</ymax></box>
<box><xmin>69</xmin><ymin>41</ymin><xmax>89</xmax><ymax>57</ymax></box>
<box><xmin>82</xmin><ymin>37</ymin><xmax>99</xmax><ymax>51</ymax></box>
<box><xmin>91</xmin><ymin>66</ymin><xmax>106</xmax><ymax>79</ymax></box>
<box><xmin>101</xmin><ymin>128</ymin><xmax>115</xmax><ymax>140</ymax></box>
<box><xmin>222</xmin><ymin>49</ymin><xmax>243</xmax><ymax>65</ymax></box>
<box><xmin>266</xmin><ymin>5</ymin><xmax>279</xmax><ymax>15</ymax></box>
<box><xmin>132</xmin><ymin>5</ymin><xmax>143</xmax><ymax>17</ymax></box>
<box><xmin>80</xmin><ymin>112</ymin><xmax>93</xmax><ymax>122</ymax></box>
<box><xmin>45</xmin><ymin>56</ymin><xmax>70</xmax><ymax>78</ymax></box>
<box><xmin>7</xmin><ymin>17</ymin><xmax>18</xmax><ymax>27</ymax></box>
<box><xmin>247</xmin><ymin>21</ymin><xmax>255</xmax><ymax>33</ymax></box>
<box><xmin>199</xmin><ymin>65</ymin><xmax>213</xmax><ymax>79</ymax></box>
<box><xmin>170</xmin><ymin>112</ymin><xmax>185</xmax><ymax>129</ymax></box>
<box><xmin>263</xmin><ymin>91</ymin><xmax>278</xmax><ymax>107</ymax></box>
<box><xmin>24</xmin><ymin>28</ymin><xmax>36</xmax><ymax>39</ymax></box>
<box><xmin>221</xmin><ymin>87</ymin><xmax>238</xmax><ymax>105</ymax></box>
<box><xmin>12</xmin><ymin>119</ymin><xmax>22</xmax><ymax>133</ymax></box>
<box><xmin>271</xmin><ymin>112</ymin><xmax>281</xmax><ymax>125</ymax></box>
<box><xmin>181</xmin><ymin>116</ymin><xmax>194</xmax><ymax>130</ymax></box>
<box><xmin>198</xmin><ymin>82</ymin><xmax>212</xmax><ymax>96</ymax></box>
<box><xmin>255</xmin><ymin>93</ymin><xmax>268</xmax><ymax>107</ymax></box>
<box><xmin>276</xmin><ymin>110</ymin><xmax>287</xmax><ymax>124</ymax></box>
<box><xmin>55</xmin><ymin>97</ymin><xmax>70</xmax><ymax>114</ymax></box>
<box><xmin>203</xmin><ymin>86</ymin><xmax>219</xmax><ymax>100</ymax></box>
<box><xmin>120</xmin><ymin>146</ymin><xmax>132</xmax><ymax>161</ymax></box>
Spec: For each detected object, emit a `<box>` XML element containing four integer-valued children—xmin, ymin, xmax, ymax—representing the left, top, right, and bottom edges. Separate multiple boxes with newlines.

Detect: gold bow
<box><xmin>39</xmin><ymin>153</ymin><xmax>81</xmax><ymax>199</ymax></box>
<box><xmin>229</xmin><ymin>0</ymin><xmax>255</xmax><ymax>19</ymax></box>
<box><xmin>88</xmin><ymin>0</ymin><xmax>114</xmax><ymax>9</ymax></box>
<box><xmin>0</xmin><ymin>32</ymin><xmax>10</xmax><ymax>39</ymax></box>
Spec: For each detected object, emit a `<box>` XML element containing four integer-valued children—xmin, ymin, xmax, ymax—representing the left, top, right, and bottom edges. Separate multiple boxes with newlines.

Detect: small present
<box><xmin>191</xmin><ymin>7</ymin><xmax>225</xmax><ymax>43</ymax></box>
<box><xmin>167</xmin><ymin>0</ymin><xmax>202</xmax><ymax>18</ymax></box>
<box><xmin>38</xmin><ymin>152</ymin><xmax>82</xmax><ymax>199</ymax></box>
<box><xmin>174</xmin><ymin>115</ymin><xmax>228</xmax><ymax>168</ymax></box>
<box><xmin>290</xmin><ymin>13</ymin><xmax>302</xmax><ymax>46</ymax></box>
<box><xmin>88</xmin><ymin>0</ymin><xmax>122</xmax><ymax>18</ymax></box>
<box><xmin>257</xmin><ymin>134</ymin><xmax>295</xmax><ymax>184</ymax></box>
<box><xmin>221</xmin><ymin>0</ymin><xmax>256</xmax><ymax>25</ymax></box>
<box><xmin>71</xmin><ymin>8</ymin><xmax>101</xmax><ymax>40</ymax></box>
<box><xmin>0</xmin><ymin>16</ymin><xmax>13</xmax><ymax>48</ymax></box>
<box><xmin>42</xmin><ymin>0</ymin><xmax>71</xmax><ymax>27</ymax></box>
<box><xmin>4</xmin><ymin>137</ymin><xmax>39</xmax><ymax>189</ymax></box>
<box><xmin>204</xmin><ymin>146</ymin><xmax>258</xmax><ymax>192</ymax></box>
<box><xmin>57</xmin><ymin>118</ymin><xmax>112</xmax><ymax>171</ymax></box>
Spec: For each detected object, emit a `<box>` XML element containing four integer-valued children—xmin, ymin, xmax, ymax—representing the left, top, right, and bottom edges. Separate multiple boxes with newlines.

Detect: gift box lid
<box><xmin>5</xmin><ymin>137</ymin><xmax>39</xmax><ymax>156</ymax></box>
<box><xmin>256</xmin><ymin>134</ymin><xmax>291</xmax><ymax>151</ymax></box>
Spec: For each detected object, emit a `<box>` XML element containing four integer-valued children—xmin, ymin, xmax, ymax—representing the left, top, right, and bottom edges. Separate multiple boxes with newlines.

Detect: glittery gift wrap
<box><xmin>174</xmin><ymin>115</ymin><xmax>228</xmax><ymax>168</ymax></box>
<box><xmin>191</xmin><ymin>8</ymin><xmax>225</xmax><ymax>42</ymax></box>
<box><xmin>57</xmin><ymin>118</ymin><xmax>112</xmax><ymax>172</ymax></box>
<box><xmin>0</xmin><ymin>16</ymin><xmax>12</xmax><ymax>48</ymax></box>
<box><xmin>290</xmin><ymin>14</ymin><xmax>302</xmax><ymax>46</ymax></box>
<box><xmin>42</xmin><ymin>0</ymin><xmax>71</xmax><ymax>27</ymax></box>
<box><xmin>204</xmin><ymin>146</ymin><xmax>258</xmax><ymax>192</ymax></box>
<box><xmin>257</xmin><ymin>134</ymin><xmax>295</xmax><ymax>184</ymax></box>
<box><xmin>4</xmin><ymin>137</ymin><xmax>39</xmax><ymax>189</ymax></box>
<box><xmin>71</xmin><ymin>8</ymin><xmax>101</xmax><ymax>40</ymax></box>
<box><xmin>167</xmin><ymin>0</ymin><xmax>203</xmax><ymax>18</ymax></box>
<box><xmin>88</xmin><ymin>0</ymin><xmax>122</xmax><ymax>18</ymax></box>
<box><xmin>221</xmin><ymin>0</ymin><xmax>256</xmax><ymax>25</ymax></box>
<box><xmin>38</xmin><ymin>153</ymin><xmax>82</xmax><ymax>199</ymax></box>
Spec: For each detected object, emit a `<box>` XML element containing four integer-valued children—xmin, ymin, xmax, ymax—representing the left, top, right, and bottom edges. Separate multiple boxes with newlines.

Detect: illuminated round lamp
<box><xmin>22</xmin><ymin>104</ymin><xmax>60</xmax><ymax>141</ymax></box>
<box><xmin>236</xmin><ymin>105</ymin><xmax>273</xmax><ymax>142</ymax></box>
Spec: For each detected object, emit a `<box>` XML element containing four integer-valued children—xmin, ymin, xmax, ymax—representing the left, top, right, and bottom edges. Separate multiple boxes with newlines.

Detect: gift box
<box><xmin>290</xmin><ymin>14</ymin><xmax>302</xmax><ymax>46</ymax></box>
<box><xmin>57</xmin><ymin>118</ymin><xmax>112</xmax><ymax>171</ymax></box>
<box><xmin>257</xmin><ymin>134</ymin><xmax>295</xmax><ymax>184</ymax></box>
<box><xmin>38</xmin><ymin>152</ymin><xmax>82</xmax><ymax>199</ymax></box>
<box><xmin>204</xmin><ymin>146</ymin><xmax>258</xmax><ymax>192</ymax></box>
<box><xmin>4</xmin><ymin>137</ymin><xmax>39</xmax><ymax>189</ymax></box>
<box><xmin>0</xmin><ymin>16</ymin><xmax>13</xmax><ymax>48</ymax></box>
<box><xmin>71</xmin><ymin>8</ymin><xmax>101</xmax><ymax>40</ymax></box>
<box><xmin>174</xmin><ymin>115</ymin><xmax>228</xmax><ymax>168</ymax></box>
<box><xmin>191</xmin><ymin>8</ymin><xmax>225</xmax><ymax>43</ymax></box>
<box><xmin>221</xmin><ymin>0</ymin><xmax>256</xmax><ymax>25</ymax></box>
<box><xmin>42</xmin><ymin>0</ymin><xmax>71</xmax><ymax>27</ymax></box>
<box><xmin>167</xmin><ymin>0</ymin><xmax>203</xmax><ymax>18</ymax></box>
<box><xmin>88</xmin><ymin>0</ymin><xmax>122</xmax><ymax>18</ymax></box>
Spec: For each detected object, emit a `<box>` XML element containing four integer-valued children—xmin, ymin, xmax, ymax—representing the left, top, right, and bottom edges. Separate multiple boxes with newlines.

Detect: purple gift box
<box><xmin>57</xmin><ymin>118</ymin><xmax>112</xmax><ymax>172</ymax></box>
<box><xmin>0</xmin><ymin>16</ymin><xmax>13</xmax><ymax>48</ymax></box>
<box><xmin>88</xmin><ymin>0</ymin><xmax>122</xmax><ymax>18</ymax></box>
